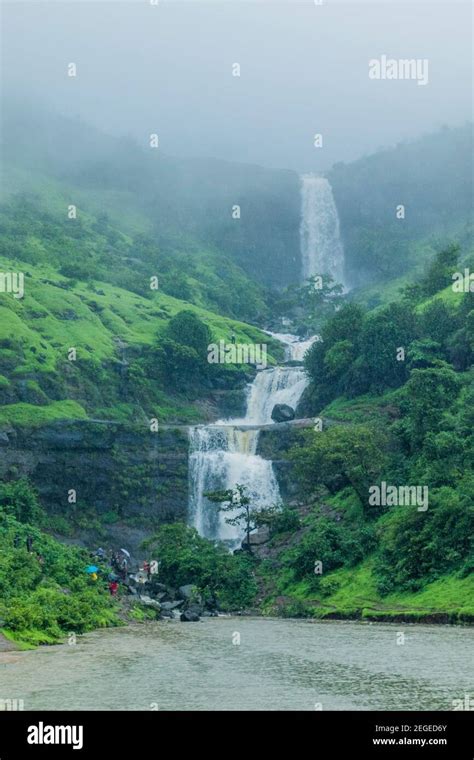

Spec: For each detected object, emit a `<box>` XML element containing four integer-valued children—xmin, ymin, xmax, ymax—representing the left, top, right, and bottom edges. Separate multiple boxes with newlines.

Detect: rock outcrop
<box><xmin>0</xmin><ymin>419</ymin><xmax>189</xmax><ymax>556</ymax></box>
<box><xmin>271</xmin><ymin>403</ymin><xmax>295</xmax><ymax>423</ymax></box>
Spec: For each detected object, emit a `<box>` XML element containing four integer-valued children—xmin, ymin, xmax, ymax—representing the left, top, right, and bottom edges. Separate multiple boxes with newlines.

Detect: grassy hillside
<box><xmin>260</xmin><ymin>555</ymin><xmax>473</xmax><ymax>623</ymax></box>
<box><xmin>0</xmin><ymin>174</ymin><xmax>269</xmax><ymax>324</ymax></box>
<box><xmin>2</xmin><ymin>100</ymin><xmax>301</xmax><ymax>291</ymax></box>
<box><xmin>0</xmin><ymin>256</ymin><xmax>279</xmax><ymax>426</ymax></box>
<box><xmin>0</xmin><ymin>193</ymin><xmax>282</xmax><ymax>428</ymax></box>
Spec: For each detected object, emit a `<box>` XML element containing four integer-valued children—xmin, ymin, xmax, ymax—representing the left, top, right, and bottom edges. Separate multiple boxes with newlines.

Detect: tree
<box><xmin>204</xmin><ymin>484</ymin><xmax>265</xmax><ymax>552</ymax></box>
<box><xmin>293</xmin><ymin>274</ymin><xmax>344</xmax><ymax>332</ymax></box>
<box><xmin>153</xmin><ymin>337</ymin><xmax>203</xmax><ymax>392</ymax></box>
<box><xmin>320</xmin><ymin>302</ymin><xmax>365</xmax><ymax>347</ymax></box>
<box><xmin>400</xmin><ymin>364</ymin><xmax>462</xmax><ymax>449</ymax></box>
<box><xmin>421</xmin><ymin>243</ymin><xmax>460</xmax><ymax>296</ymax></box>
<box><xmin>0</xmin><ymin>479</ymin><xmax>44</xmax><ymax>525</ymax></box>
<box><xmin>304</xmin><ymin>303</ymin><xmax>366</xmax><ymax>407</ymax></box>
<box><xmin>447</xmin><ymin>307</ymin><xmax>474</xmax><ymax>371</ymax></box>
<box><xmin>290</xmin><ymin>425</ymin><xmax>388</xmax><ymax>512</ymax></box>
<box><xmin>167</xmin><ymin>310</ymin><xmax>211</xmax><ymax>358</ymax></box>
<box><xmin>358</xmin><ymin>302</ymin><xmax>417</xmax><ymax>392</ymax></box>
<box><xmin>407</xmin><ymin>339</ymin><xmax>444</xmax><ymax>370</ymax></box>
<box><xmin>374</xmin><ymin>485</ymin><xmax>474</xmax><ymax>593</ymax></box>
<box><xmin>151</xmin><ymin>310</ymin><xmax>213</xmax><ymax>392</ymax></box>
<box><xmin>323</xmin><ymin>339</ymin><xmax>356</xmax><ymax>380</ymax></box>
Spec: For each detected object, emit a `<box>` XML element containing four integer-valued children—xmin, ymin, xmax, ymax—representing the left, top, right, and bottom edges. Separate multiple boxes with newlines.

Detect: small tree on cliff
<box><xmin>205</xmin><ymin>484</ymin><xmax>274</xmax><ymax>552</ymax></box>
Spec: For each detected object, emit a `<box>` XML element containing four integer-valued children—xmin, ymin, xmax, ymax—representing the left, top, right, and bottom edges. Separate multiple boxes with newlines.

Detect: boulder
<box><xmin>271</xmin><ymin>403</ymin><xmax>295</xmax><ymax>423</ymax></box>
<box><xmin>242</xmin><ymin>525</ymin><xmax>270</xmax><ymax>548</ymax></box>
<box><xmin>180</xmin><ymin>609</ymin><xmax>200</xmax><ymax>622</ymax></box>
<box><xmin>138</xmin><ymin>595</ymin><xmax>161</xmax><ymax>610</ymax></box>
<box><xmin>178</xmin><ymin>584</ymin><xmax>197</xmax><ymax>600</ymax></box>
<box><xmin>151</xmin><ymin>582</ymin><xmax>169</xmax><ymax>593</ymax></box>
<box><xmin>186</xmin><ymin>603</ymin><xmax>203</xmax><ymax>617</ymax></box>
<box><xmin>160</xmin><ymin>600</ymin><xmax>183</xmax><ymax>611</ymax></box>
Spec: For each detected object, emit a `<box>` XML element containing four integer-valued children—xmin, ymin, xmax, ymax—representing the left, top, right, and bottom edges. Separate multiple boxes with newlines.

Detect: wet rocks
<box><xmin>138</xmin><ymin>594</ymin><xmax>161</xmax><ymax>611</ymax></box>
<box><xmin>180</xmin><ymin>609</ymin><xmax>200</xmax><ymax>622</ymax></box>
<box><xmin>241</xmin><ymin>525</ymin><xmax>270</xmax><ymax>549</ymax></box>
<box><xmin>271</xmin><ymin>403</ymin><xmax>295</xmax><ymax>423</ymax></box>
<box><xmin>160</xmin><ymin>600</ymin><xmax>184</xmax><ymax>619</ymax></box>
<box><xmin>129</xmin><ymin>576</ymin><xmax>219</xmax><ymax>623</ymax></box>
<box><xmin>178</xmin><ymin>584</ymin><xmax>197</xmax><ymax>600</ymax></box>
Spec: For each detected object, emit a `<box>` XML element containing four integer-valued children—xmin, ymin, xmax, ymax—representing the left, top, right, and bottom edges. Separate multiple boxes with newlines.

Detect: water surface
<box><xmin>0</xmin><ymin>618</ymin><xmax>472</xmax><ymax>711</ymax></box>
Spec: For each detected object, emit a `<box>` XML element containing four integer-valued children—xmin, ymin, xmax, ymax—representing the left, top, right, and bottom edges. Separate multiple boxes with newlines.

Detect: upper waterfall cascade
<box><xmin>188</xmin><ymin>335</ymin><xmax>313</xmax><ymax>547</ymax></box>
<box><xmin>300</xmin><ymin>174</ymin><xmax>345</xmax><ymax>286</ymax></box>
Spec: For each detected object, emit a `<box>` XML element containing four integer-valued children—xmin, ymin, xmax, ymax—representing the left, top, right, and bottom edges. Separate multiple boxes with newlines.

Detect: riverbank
<box><xmin>0</xmin><ymin>630</ymin><xmax>23</xmax><ymax>651</ymax></box>
<box><xmin>256</xmin><ymin>559</ymin><xmax>474</xmax><ymax>625</ymax></box>
<box><xmin>2</xmin><ymin>578</ymin><xmax>471</xmax><ymax>655</ymax></box>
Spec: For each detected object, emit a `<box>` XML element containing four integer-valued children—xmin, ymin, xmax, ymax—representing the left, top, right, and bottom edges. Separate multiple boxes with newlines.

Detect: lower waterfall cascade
<box><xmin>188</xmin><ymin>334</ymin><xmax>315</xmax><ymax>547</ymax></box>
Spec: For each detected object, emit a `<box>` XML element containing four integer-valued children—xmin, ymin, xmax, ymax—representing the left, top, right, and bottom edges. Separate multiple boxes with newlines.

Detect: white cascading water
<box><xmin>266</xmin><ymin>332</ymin><xmax>317</xmax><ymax>363</ymax></box>
<box><xmin>188</xmin><ymin>336</ymin><xmax>312</xmax><ymax>547</ymax></box>
<box><xmin>300</xmin><ymin>174</ymin><xmax>345</xmax><ymax>286</ymax></box>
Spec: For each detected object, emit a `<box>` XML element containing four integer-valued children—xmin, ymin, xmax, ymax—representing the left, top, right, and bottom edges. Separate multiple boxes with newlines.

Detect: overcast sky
<box><xmin>2</xmin><ymin>0</ymin><xmax>472</xmax><ymax>171</ymax></box>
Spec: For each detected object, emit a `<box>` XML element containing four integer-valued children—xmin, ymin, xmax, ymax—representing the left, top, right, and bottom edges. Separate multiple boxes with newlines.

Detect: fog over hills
<box><xmin>2</xmin><ymin>0</ymin><xmax>472</xmax><ymax>171</ymax></box>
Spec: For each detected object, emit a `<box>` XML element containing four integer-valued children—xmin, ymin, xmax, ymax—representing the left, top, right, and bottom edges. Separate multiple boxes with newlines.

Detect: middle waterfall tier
<box><xmin>188</xmin><ymin>359</ymin><xmax>311</xmax><ymax>548</ymax></box>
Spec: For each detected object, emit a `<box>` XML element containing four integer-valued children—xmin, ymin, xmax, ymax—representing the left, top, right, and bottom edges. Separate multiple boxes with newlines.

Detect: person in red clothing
<box><xmin>108</xmin><ymin>580</ymin><xmax>119</xmax><ymax>596</ymax></box>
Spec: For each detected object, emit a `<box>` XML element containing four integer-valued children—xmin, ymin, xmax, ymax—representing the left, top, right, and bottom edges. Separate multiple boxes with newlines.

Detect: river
<box><xmin>1</xmin><ymin>618</ymin><xmax>472</xmax><ymax>711</ymax></box>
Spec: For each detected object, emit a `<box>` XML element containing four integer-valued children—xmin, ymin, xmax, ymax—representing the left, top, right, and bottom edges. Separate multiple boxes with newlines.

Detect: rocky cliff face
<box><xmin>0</xmin><ymin>414</ymin><xmax>311</xmax><ymax>555</ymax></box>
<box><xmin>0</xmin><ymin>420</ymin><xmax>189</xmax><ymax>555</ymax></box>
<box><xmin>257</xmin><ymin>420</ymin><xmax>314</xmax><ymax>503</ymax></box>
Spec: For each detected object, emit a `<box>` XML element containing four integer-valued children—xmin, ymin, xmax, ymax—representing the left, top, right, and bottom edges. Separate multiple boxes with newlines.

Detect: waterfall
<box><xmin>188</xmin><ymin>426</ymin><xmax>280</xmax><ymax>544</ymax></box>
<box><xmin>188</xmin><ymin>339</ymin><xmax>311</xmax><ymax>548</ymax></box>
<box><xmin>266</xmin><ymin>332</ymin><xmax>317</xmax><ymax>363</ymax></box>
<box><xmin>300</xmin><ymin>174</ymin><xmax>345</xmax><ymax>286</ymax></box>
<box><xmin>243</xmin><ymin>367</ymin><xmax>309</xmax><ymax>425</ymax></box>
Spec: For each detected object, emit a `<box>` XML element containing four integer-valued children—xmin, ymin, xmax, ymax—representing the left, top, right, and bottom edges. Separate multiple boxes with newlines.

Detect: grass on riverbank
<box><xmin>259</xmin><ymin>558</ymin><xmax>474</xmax><ymax>624</ymax></box>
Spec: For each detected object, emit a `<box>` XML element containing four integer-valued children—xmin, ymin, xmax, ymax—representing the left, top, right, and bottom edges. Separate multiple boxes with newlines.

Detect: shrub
<box><xmin>143</xmin><ymin>523</ymin><xmax>257</xmax><ymax>610</ymax></box>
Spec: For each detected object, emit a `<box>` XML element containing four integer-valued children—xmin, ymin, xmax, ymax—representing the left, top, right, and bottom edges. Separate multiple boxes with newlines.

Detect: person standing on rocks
<box><xmin>108</xmin><ymin>580</ymin><xmax>119</xmax><ymax>597</ymax></box>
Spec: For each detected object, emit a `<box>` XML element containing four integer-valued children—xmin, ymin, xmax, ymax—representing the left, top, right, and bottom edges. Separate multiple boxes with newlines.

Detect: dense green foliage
<box><xmin>269</xmin><ymin>243</ymin><xmax>473</xmax><ymax>614</ymax></box>
<box><xmin>0</xmin><ymin>479</ymin><xmax>45</xmax><ymax>525</ymax></box>
<box><xmin>0</xmin><ymin>482</ymin><xmax>118</xmax><ymax>643</ymax></box>
<box><xmin>267</xmin><ymin>275</ymin><xmax>344</xmax><ymax>334</ymax></box>
<box><xmin>280</xmin><ymin>517</ymin><xmax>374</xmax><ymax>582</ymax></box>
<box><xmin>304</xmin><ymin>246</ymin><xmax>473</xmax><ymax>409</ymax></box>
<box><xmin>143</xmin><ymin>523</ymin><xmax>257</xmax><ymax>610</ymax></box>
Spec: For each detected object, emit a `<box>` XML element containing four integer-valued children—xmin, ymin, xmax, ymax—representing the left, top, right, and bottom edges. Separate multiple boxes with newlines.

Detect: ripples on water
<box><xmin>0</xmin><ymin>618</ymin><xmax>472</xmax><ymax>711</ymax></box>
